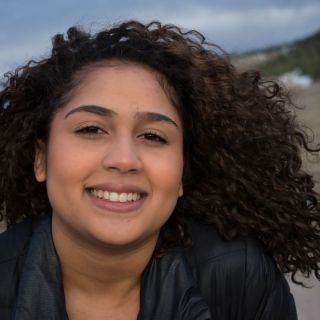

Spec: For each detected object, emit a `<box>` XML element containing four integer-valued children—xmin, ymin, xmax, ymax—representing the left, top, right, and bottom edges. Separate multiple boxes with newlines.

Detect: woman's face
<box><xmin>35</xmin><ymin>63</ymin><xmax>183</xmax><ymax>250</ymax></box>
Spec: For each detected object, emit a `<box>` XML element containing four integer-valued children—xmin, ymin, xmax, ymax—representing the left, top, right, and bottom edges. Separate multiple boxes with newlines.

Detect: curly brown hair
<box><xmin>1</xmin><ymin>20</ymin><xmax>320</xmax><ymax>283</ymax></box>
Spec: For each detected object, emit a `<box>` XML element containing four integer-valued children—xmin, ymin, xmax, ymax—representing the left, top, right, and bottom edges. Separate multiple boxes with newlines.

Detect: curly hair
<box><xmin>1</xmin><ymin>20</ymin><xmax>320</xmax><ymax>283</ymax></box>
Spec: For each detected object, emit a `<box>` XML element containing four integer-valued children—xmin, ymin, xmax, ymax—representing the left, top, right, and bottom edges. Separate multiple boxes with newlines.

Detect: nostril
<box><xmin>103</xmin><ymin>163</ymin><xmax>142</xmax><ymax>173</ymax></box>
<box><xmin>101</xmin><ymin>149</ymin><xmax>143</xmax><ymax>173</ymax></box>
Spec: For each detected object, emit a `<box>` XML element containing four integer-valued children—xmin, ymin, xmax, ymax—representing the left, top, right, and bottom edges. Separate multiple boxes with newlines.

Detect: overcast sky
<box><xmin>1</xmin><ymin>0</ymin><xmax>320</xmax><ymax>75</ymax></box>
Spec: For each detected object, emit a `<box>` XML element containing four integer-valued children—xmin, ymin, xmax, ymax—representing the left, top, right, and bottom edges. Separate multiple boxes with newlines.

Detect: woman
<box><xmin>0</xmin><ymin>20</ymin><xmax>319</xmax><ymax>319</ymax></box>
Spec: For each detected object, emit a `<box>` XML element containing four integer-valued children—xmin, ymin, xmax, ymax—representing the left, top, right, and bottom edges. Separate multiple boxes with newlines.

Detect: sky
<box><xmin>1</xmin><ymin>0</ymin><xmax>320</xmax><ymax>76</ymax></box>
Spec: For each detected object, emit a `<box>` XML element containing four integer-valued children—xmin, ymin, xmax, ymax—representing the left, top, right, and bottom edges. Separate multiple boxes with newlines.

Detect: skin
<box><xmin>34</xmin><ymin>62</ymin><xmax>184</xmax><ymax>319</ymax></box>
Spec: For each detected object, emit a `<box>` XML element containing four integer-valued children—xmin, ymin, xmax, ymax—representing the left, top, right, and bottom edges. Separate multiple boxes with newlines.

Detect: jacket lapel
<box><xmin>12</xmin><ymin>217</ymin><xmax>68</xmax><ymax>320</ymax></box>
<box><xmin>138</xmin><ymin>246</ymin><xmax>211</xmax><ymax>320</ymax></box>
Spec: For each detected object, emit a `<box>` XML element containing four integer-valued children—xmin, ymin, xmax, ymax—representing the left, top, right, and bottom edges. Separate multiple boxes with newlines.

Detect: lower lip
<box><xmin>88</xmin><ymin>191</ymin><xmax>145</xmax><ymax>213</ymax></box>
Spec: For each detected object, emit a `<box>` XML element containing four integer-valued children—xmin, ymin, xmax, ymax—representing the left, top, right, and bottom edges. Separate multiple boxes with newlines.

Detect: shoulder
<box><xmin>0</xmin><ymin>218</ymin><xmax>34</xmax><ymax>263</ymax></box>
<box><xmin>185</xmin><ymin>220</ymin><xmax>272</xmax><ymax>290</ymax></box>
<box><xmin>0</xmin><ymin>217</ymin><xmax>37</xmax><ymax>318</ymax></box>
<box><xmin>185</xmin><ymin>219</ymin><xmax>264</xmax><ymax>269</ymax></box>
<box><xmin>185</xmin><ymin>220</ymin><xmax>297</xmax><ymax>319</ymax></box>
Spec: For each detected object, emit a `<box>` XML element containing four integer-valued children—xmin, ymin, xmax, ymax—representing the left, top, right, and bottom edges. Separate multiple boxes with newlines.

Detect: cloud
<box><xmin>1</xmin><ymin>0</ymin><xmax>320</xmax><ymax>75</ymax></box>
<box><xmin>0</xmin><ymin>32</ymin><xmax>53</xmax><ymax>77</ymax></box>
<box><xmin>131</xmin><ymin>2</ymin><xmax>320</xmax><ymax>51</ymax></box>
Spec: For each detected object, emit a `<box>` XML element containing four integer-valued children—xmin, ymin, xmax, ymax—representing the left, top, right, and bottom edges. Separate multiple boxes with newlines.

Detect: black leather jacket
<box><xmin>0</xmin><ymin>216</ymin><xmax>297</xmax><ymax>319</ymax></box>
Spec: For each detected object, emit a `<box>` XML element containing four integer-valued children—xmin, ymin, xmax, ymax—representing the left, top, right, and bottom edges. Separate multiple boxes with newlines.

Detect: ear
<box><xmin>178</xmin><ymin>183</ymin><xmax>183</xmax><ymax>197</ymax></box>
<box><xmin>34</xmin><ymin>139</ymin><xmax>47</xmax><ymax>182</ymax></box>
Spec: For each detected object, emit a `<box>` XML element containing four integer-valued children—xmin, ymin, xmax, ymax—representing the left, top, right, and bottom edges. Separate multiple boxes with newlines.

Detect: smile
<box><xmin>90</xmin><ymin>189</ymin><xmax>143</xmax><ymax>202</ymax></box>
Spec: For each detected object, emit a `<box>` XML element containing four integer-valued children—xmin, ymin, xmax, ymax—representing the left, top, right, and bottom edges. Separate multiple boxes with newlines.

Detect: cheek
<box><xmin>147</xmin><ymin>150</ymin><xmax>183</xmax><ymax>193</ymax></box>
<box><xmin>45</xmin><ymin>138</ymin><xmax>94</xmax><ymax>191</ymax></box>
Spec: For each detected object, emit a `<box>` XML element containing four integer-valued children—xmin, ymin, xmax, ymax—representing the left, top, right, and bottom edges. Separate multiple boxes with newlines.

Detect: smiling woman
<box><xmin>36</xmin><ymin>64</ymin><xmax>184</xmax><ymax>255</ymax></box>
<box><xmin>0</xmin><ymin>20</ymin><xmax>319</xmax><ymax>320</ymax></box>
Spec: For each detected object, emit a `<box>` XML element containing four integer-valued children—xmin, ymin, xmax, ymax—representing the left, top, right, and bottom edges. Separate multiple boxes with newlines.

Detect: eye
<box><xmin>139</xmin><ymin>131</ymin><xmax>168</xmax><ymax>145</ymax></box>
<box><xmin>75</xmin><ymin>125</ymin><xmax>106</xmax><ymax>136</ymax></box>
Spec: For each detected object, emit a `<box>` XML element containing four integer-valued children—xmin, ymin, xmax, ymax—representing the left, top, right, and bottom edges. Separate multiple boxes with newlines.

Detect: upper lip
<box><xmin>86</xmin><ymin>183</ymin><xmax>148</xmax><ymax>195</ymax></box>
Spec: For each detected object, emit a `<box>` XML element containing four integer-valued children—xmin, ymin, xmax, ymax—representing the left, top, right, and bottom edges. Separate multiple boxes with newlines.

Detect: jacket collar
<box><xmin>12</xmin><ymin>217</ymin><xmax>68</xmax><ymax>320</ymax></box>
<box><xmin>13</xmin><ymin>217</ymin><xmax>211</xmax><ymax>320</ymax></box>
<box><xmin>139</xmin><ymin>246</ymin><xmax>211</xmax><ymax>319</ymax></box>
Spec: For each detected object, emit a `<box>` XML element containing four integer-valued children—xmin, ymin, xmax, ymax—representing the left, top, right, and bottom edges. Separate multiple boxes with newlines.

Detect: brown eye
<box><xmin>140</xmin><ymin>132</ymin><xmax>168</xmax><ymax>145</ymax></box>
<box><xmin>75</xmin><ymin>125</ymin><xmax>105</xmax><ymax>135</ymax></box>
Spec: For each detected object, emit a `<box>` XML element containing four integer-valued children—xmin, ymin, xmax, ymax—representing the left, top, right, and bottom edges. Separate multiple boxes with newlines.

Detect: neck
<box><xmin>51</xmin><ymin>217</ymin><xmax>158</xmax><ymax>297</ymax></box>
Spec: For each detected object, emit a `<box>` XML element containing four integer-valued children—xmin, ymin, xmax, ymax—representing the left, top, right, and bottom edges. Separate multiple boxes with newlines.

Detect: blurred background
<box><xmin>1</xmin><ymin>1</ymin><xmax>319</xmax><ymax>318</ymax></box>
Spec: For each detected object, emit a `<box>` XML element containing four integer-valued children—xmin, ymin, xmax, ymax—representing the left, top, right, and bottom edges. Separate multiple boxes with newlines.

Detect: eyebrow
<box><xmin>136</xmin><ymin>112</ymin><xmax>178</xmax><ymax>128</ymax></box>
<box><xmin>64</xmin><ymin>105</ymin><xmax>116</xmax><ymax>118</ymax></box>
<box><xmin>64</xmin><ymin>104</ymin><xmax>179</xmax><ymax>128</ymax></box>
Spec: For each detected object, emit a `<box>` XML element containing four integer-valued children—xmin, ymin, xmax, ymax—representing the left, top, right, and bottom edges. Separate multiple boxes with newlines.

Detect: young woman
<box><xmin>1</xmin><ymin>20</ymin><xmax>319</xmax><ymax>319</ymax></box>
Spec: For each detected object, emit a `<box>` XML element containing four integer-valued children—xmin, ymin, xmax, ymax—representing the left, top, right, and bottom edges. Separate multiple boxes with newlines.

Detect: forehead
<box><xmin>60</xmin><ymin>62</ymin><xmax>181</xmax><ymax>121</ymax></box>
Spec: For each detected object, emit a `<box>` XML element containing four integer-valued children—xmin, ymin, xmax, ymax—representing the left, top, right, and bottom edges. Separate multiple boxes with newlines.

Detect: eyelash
<box><xmin>139</xmin><ymin>131</ymin><xmax>168</xmax><ymax>145</ymax></box>
<box><xmin>75</xmin><ymin>125</ymin><xmax>105</xmax><ymax>136</ymax></box>
<box><xmin>75</xmin><ymin>126</ymin><xmax>168</xmax><ymax>145</ymax></box>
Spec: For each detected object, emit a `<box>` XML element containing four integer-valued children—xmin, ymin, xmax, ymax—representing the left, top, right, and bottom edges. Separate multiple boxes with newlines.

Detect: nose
<box><xmin>101</xmin><ymin>136</ymin><xmax>142</xmax><ymax>173</ymax></box>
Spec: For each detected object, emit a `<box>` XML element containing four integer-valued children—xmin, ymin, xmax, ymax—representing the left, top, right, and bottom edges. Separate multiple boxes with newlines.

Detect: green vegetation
<box><xmin>259</xmin><ymin>30</ymin><xmax>320</xmax><ymax>80</ymax></box>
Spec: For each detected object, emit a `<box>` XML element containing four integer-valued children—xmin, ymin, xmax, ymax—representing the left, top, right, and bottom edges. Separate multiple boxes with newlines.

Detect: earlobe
<box><xmin>178</xmin><ymin>184</ymin><xmax>183</xmax><ymax>197</ymax></box>
<box><xmin>34</xmin><ymin>140</ymin><xmax>47</xmax><ymax>182</ymax></box>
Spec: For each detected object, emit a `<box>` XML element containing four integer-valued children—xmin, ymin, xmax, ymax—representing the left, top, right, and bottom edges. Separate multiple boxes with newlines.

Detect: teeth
<box><xmin>119</xmin><ymin>193</ymin><xmax>127</xmax><ymax>202</ymax></box>
<box><xmin>103</xmin><ymin>191</ymin><xmax>109</xmax><ymax>200</ymax></box>
<box><xmin>109</xmin><ymin>192</ymin><xmax>119</xmax><ymax>202</ymax></box>
<box><xmin>91</xmin><ymin>189</ymin><xmax>142</xmax><ymax>202</ymax></box>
